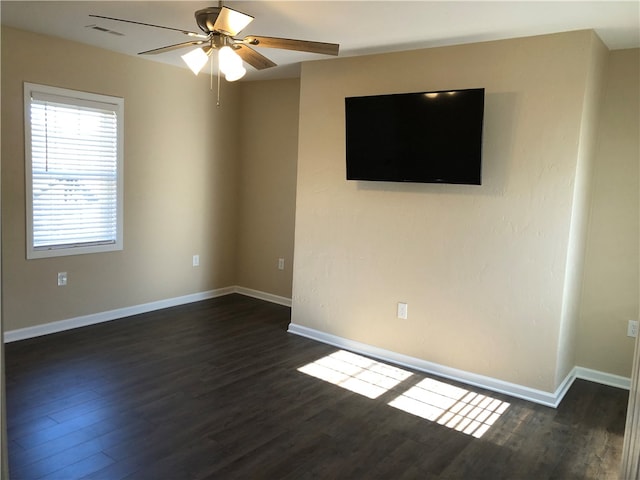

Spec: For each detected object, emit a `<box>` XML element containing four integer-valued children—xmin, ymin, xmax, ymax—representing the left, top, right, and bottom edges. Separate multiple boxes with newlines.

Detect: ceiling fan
<box><xmin>90</xmin><ymin>2</ymin><xmax>340</xmax><ymax>82</ymax></box>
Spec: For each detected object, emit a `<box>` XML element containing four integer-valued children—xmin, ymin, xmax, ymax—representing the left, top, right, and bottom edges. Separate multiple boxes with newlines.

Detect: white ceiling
<box><xmin>2</xmin><ymin>1</ymin><xmax>639</xmax><ymax>81</ymax></box>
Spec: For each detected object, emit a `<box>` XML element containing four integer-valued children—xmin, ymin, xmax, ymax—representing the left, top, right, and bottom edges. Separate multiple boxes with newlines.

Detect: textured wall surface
<box><xmin>577</xmin><ymin>48</ymin><xmax>640</xmax><ymax>376</ymax></box>
<box><xmin>292</xmin><ymin>31</ymin><xmax>602</xmax><ymax>392</ymax></box>
<box><xmin>1</xmin><ymin>27</ymin><xmax>241</xmax><ymax>330</ymax></box>
<box><xmin>236</xmin><ymin>79</ymin><xmax>300</xmax><ymax>298</ymax></box>
<box><xmin>554</xmin><ymin>33</ymin><xmax>609</xmax><ymax>385</ymax></box>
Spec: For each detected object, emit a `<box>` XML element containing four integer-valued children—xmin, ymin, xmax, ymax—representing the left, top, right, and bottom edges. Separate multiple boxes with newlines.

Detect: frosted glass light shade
<box><xmin>218</xmin><ymin>46</ymin><xmax>246</xmax><ymax>81</ymax></box>
<box><xmin>182</xmin><ymin>48</ymin><xmax>209</xmax><ymax>75</ymax></box>
<box><xmin>225</xmin><ymin>66</ymin><xmax>246</xmax><ymax>82</ymax></box>
<box><xmin>218</xmin><ymin>47</ymin><xmax>240</xmax><ymax>72</ymax></box>
<box><xmin>216</xmin><ymin>8</ymin><xmax>254</xmax><ymax>36</ymax></box>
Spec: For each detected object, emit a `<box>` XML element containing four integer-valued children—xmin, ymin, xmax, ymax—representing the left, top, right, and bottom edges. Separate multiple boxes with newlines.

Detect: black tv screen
<box><xmin>345</xmin><ymin>88</ymin><xmax>484</xmax><ymax>185</ymax></box>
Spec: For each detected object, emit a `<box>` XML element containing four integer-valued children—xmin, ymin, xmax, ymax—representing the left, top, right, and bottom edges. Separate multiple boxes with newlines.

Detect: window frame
<box><xmin>24</xmin><ymin>82</ymin><xmax>124</xmax><ymax>259</ymax></box>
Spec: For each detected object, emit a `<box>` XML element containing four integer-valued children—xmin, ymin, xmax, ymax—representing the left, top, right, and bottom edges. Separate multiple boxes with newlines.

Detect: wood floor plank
<box><xmin>5</xmin><ymin>294</ymin><xmax>629</xmax><ymax>479</ymax></box>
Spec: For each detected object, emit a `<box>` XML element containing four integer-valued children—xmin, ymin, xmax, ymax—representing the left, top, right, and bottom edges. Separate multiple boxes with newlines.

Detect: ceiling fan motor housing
<box><xmin>195</xmin><ymin>7</ymin><xmax>221</xmax><ymax>34</ymax></box>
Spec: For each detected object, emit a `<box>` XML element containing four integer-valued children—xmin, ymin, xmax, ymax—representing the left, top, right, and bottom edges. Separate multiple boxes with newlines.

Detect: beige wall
<box><xmin>555</xmin><ymin>34</ymin><xmax>609</xmax><ymax>385</ymax></box>
<box><xmin>292</xmin><ymin>31</ymin><xmax>606</xmax><ymax>393</ymax></box>
<box><xmin>2</xmin><ymin>24</ymin><xmax>637</xmax><ymax>396</ymax></box>
<box><xmin>235</xmin><ymin>79</ymin><xmax>299</xmax><ymax>298</ymax></box>
<box><xmin>1</xmin><ymin>27</ymin><xmax>241</xmax><ymax>331</ymax></box>
<box><xmin>577</xmin><ymin>48</ymin><xmax>640</xmax><ymax>376</ymax></box>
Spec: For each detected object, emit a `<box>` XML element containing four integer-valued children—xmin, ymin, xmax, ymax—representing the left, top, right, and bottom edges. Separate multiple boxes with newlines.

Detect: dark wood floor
<box><xmin>5</xmin><ymin>294</ymin><xmax>628</xmax><ymax>479</ymax></box>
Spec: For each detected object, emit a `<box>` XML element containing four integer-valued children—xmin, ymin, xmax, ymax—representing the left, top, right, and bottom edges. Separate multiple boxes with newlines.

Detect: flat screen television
<box><xmin>345</xmin><ymin>88</ymin><xmax>484</xmax><ymax>185</ymax></box>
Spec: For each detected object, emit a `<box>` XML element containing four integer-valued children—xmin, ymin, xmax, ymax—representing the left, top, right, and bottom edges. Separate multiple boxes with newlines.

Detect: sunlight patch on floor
<box><xmin>388</xmin><ymin>377</ymin><xmax>510</xmax><ymax>438</ymax></box>
<box><xmin>297</xmin><ymin>350</ymin><xmax>413</xmax><ymax>399</ymax></box>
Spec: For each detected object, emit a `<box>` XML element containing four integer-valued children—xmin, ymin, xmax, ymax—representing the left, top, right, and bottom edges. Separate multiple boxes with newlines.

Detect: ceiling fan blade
<box><xmin>234</xmin><ymin>45</ymin><xmax>277</xmax><ymax>70</ymax></box>
<box><xmin>89</xmin><ymin>15</ymin><xmax>208</xmax><ymax>39</ymax></box>
<box><xmin>212</xmin><ymin>6</ymin><xmax>254</xmax><ymax>36</ymax></box>
<box><xmin>243</xmin><ymin>36</ymin><xmax>339</xmax><ymax>56</ymax></box>
<box><xmin>139</xmin><ymin>40</ymin><xmax>206</xmax><ymax>55</ymax></box>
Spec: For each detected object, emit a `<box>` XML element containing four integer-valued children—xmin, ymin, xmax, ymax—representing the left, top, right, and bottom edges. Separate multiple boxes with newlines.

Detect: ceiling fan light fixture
<box><xmin>225</xmin><ymin>66</ymin><xmax>247</xmax><ymax>82</ymax></box>
<box><xmin>218</xmin><ymin>46</ymin><xmax>240</xmax><ymax>72</ymax></box>
<box><xmin>181</xmin><ymin>46</ymin><xmax>211</xmax><ymax>75</ymax></box>
<box><xmin>218</xmin><ymin>46</ymin><xmax>246</xmax><ymax>81</ymax></box>
<box><xmin>215</xmin><ymin>7</ymin><xmax>254</xmax><ymax>36</ymax></box>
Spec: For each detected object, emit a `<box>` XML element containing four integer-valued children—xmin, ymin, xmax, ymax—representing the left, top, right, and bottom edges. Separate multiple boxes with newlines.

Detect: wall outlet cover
<box><xmin>628</xmin><ymin>320</ymin><xmax>639</xmax><ymax>338</ymax></box>
<box><xmin>397</xmin><ymin>302</ymin><xmax>408</xmax><ymax>320</ymax></box>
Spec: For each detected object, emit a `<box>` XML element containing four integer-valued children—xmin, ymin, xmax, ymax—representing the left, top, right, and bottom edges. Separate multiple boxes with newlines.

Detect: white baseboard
<box><xmin>3</xmin><ymin>287</ymin><xmax>235</xmax><ymax>343</ymax></box>
<box><xmin>3</xmin><ymin>286</ymin><xmax>292</xmax><ymax>343</ymax></box>
<box><xmin>287</xmin><ymin>323</ymin><xmax>629</xmax><ymax>408</ymax></box>
<box><xmin>234</xmin><ymin>286</ymin><xmax>292</xmax><ymax>307</ymax></box>
<box><xmin>574</xmin><ymin>366</ymin><xmax>631</xmax><ymax>390</ymax></box>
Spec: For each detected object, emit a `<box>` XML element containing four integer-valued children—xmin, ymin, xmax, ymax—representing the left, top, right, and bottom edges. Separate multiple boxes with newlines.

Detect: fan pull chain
<box><xmin>210</xmin><ymin>53</ymin><xmax>214</xmax><ymax>92</ymax></box>
<box><xmin>216</xmin><ymin>54</ymin><xmax>222</xmax><ymax>107</ymax></box>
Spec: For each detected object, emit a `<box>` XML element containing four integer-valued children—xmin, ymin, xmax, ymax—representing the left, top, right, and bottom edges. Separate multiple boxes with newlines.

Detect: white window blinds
<box><xmin>25</xmin><ymin>83</ymin><xmax>124</xmax><ymax>259</ymax></box>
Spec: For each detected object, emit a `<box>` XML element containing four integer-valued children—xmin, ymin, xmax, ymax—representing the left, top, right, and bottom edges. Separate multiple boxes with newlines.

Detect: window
<box><xmin>24</xmin><ymin>83</ymin><xmax>123</xmax><ymax>259</ymax></box>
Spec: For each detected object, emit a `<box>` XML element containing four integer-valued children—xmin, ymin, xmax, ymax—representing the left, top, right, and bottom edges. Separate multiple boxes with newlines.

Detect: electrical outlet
<box><xmin>278</xmin><ymin>258</ymin><xmax>285</xmax><ymax>270</ymax></box>
<box><xmin>57</xmin><ymin>272</ymin><xmax>67</xmax><ymax>286</ymax></box>
<box><xmin>397</xmin><ymin>302</ymin><xmax>408</xmax><ymax>320</ymax></box>
<box><xmin>192</xmin><ymin>255</ymin><xmax>200</xmax><ymax>267</ymax></box>
<box><xmin>628</xmin><ymin>320</ymin><xmax>639</xmax><ymax>338</ymax></box>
